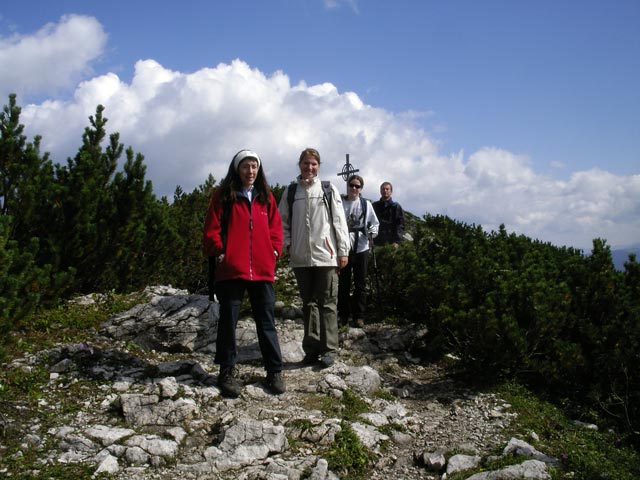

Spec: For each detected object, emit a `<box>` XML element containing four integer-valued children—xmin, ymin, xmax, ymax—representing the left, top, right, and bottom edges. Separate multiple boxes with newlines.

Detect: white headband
<box><xmin>233</xmin><ymin>150</ymin><xmax>261</xmax><ymax>171</ymax></box>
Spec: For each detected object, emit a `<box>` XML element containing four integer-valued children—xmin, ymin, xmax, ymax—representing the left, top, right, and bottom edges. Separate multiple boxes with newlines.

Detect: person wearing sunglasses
<box><xmin>338</xmin><ymin>175</ymin><xmax>379</xmax><ymax>328</ymax></box>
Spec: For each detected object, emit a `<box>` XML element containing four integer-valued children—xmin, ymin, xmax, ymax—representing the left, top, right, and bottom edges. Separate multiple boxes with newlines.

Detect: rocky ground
<box><xmin>0</xmin><ymin>286</ymin><xmax>556</xmax><ymax>479</ymax></box>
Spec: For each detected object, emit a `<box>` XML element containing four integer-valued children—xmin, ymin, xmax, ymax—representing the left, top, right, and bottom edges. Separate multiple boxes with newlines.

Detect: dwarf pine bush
<box><xmin>370</xmin><ymin>214</ymin><xmax>640</xmax><ymax>437</ymax></box>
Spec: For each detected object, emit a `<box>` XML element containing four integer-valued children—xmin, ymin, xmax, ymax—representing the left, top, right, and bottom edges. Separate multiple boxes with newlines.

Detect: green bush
<box><xmin>371</xmin><ymin>214</ymin><xmax>640</xmax><ymax>436</ymax></box>
<box><xmin>0</xmin><ymin>216</ymin><xmax>72</xmax><ymax>342</ymax></box>
<box><xmin>2</xmin><ymin>92</ymin><xmax>639</xmax><ymax>442</ymax></box>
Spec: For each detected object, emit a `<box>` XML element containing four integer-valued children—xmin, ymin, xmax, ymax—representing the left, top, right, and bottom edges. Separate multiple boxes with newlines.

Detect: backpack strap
<box><xmin>351</xmin><ymin>196</ymin><xmax>368</xmax><ymax>253</ymax></box>
<box><xmin>320</xmin><ymin>180</ymin><xmax>333</xmax><ymax>224</ymax></box>
<box><xmin>287</xmin><ymin>181</ymin><xmax>297</xmax><ymax>227</ymax></box>
<box><xmin>287</xmin><ymin>180</ymin><xmax>334</xmax><ymax>226</ymax></box>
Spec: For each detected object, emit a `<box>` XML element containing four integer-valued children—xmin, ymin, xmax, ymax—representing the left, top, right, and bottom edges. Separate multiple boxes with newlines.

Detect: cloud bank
<box><xmin>0</xmin><ymin>14</ymin><xmax>107</xmax><ymax>96</ymax></box>
<box><xmin>4</xmin><ymin>16</ymin><xmax>638</xmax><ymax>250</ymax></box>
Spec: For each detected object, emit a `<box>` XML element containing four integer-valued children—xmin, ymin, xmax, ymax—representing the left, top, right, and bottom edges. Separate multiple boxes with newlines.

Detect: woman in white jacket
<box><xmin>279</xmin><ymin>148</ymin><xmax>349</xmax><ymax>368</ymax></box>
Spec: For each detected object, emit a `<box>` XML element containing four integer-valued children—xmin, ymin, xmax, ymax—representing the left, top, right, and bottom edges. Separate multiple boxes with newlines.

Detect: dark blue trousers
<box><xmin>214</xmin><ymin>279</ymin><xmax>283</xmax><ymax>373</ymax></box>
<box><xmin>338</xmin><ymin>250</ymin><xmax>370</xmax><ymax>321</ymax></box>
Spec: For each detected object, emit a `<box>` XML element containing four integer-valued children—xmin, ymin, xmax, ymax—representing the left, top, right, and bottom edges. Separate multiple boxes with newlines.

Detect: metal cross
<box><xmin>337</xmin><ymin>154</ymin><xmax>359</xmax><ymax>194</ymax></box>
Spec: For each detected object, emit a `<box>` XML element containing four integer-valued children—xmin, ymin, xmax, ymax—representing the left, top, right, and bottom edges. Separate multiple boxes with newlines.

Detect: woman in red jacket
<box><xmin>203</xmin><ymin>149</ymin><xmax>285</xmax><ymax>397</ymax></box>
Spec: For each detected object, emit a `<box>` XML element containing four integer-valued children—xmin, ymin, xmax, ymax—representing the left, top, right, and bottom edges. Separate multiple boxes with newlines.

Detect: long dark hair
<box><xmin>218</xmin><ymin>152</ymin><xmax>271</xmax><ymax>206</ymax></box>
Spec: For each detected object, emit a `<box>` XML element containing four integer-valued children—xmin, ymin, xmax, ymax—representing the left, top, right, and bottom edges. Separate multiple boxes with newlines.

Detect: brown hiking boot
<box><xmin>301</xmin><ymin>353</ymin><xmax>319</xmax><ymax>365</ymax></box>
<box><xmin>218</xmin><ymin>366</ymin><xmax>242</xmax><ymax>398</ymax></box>
<box><xmin>265</xmin><ymin>371</ymin><xmax>286</xmax><ymax>395</ymax></box>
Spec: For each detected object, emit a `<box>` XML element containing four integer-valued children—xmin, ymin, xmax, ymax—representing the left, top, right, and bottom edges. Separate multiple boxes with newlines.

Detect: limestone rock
<box><xmin>3</xmin><ymin>284</ymin><xmax>558</xmax><ymax>480</ymax></box>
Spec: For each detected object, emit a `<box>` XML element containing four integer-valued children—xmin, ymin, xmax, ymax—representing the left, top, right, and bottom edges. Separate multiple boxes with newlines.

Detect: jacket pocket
<box><xmin>324</xmin><ymin>237</ymin><xmax>335</xmax><ymax>258</ymax></box>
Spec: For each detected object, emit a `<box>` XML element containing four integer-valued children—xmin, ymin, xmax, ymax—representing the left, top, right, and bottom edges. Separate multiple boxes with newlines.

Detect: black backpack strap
<box><xmin>288</xmin><ymin>180</ymin><xmax>334</xmax><ymax>226</ymax></box>
<box><xmin>351</xmin><ymin>196</ymin><xmax>368</xmax><ymax>253</ymax></box>
<box><xmin>287</xmin><ymin>181</ymin><xmax>297</xmax><ymax>227</ymax></box>
<box><xmin>321</xmin><ymin>181</ymin><xmax>333</xmax><ymax>224</ymax></box>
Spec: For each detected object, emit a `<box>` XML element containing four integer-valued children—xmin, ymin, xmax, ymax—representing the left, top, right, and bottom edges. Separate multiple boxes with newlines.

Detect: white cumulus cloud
<box><xmin>0</xmin><ymin>14</ymin><xmax>107</xmax><ymax>96</ymax></box>
<box><xmin>7</xmin><ymin>16</ymin><xmax>638</xmax><ymax>251</ymax></box>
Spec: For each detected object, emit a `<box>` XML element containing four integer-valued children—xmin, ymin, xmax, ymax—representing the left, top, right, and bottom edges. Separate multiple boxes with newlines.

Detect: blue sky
<box><xmin>1</xmin><ymin>0</ymin><xmax>639</xmax><ymax>250</ymax></box>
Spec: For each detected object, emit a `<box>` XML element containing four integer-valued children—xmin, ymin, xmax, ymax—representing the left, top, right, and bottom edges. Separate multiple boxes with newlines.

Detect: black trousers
<box><xmin>338</xmin><ymin>249</ymin><xmax>369</xmax><ymax>321</ymax></box>
<box><xmin>214</xmin><ymin>279</ymin><xmax>283</xmax><ymax>373</ymax></box>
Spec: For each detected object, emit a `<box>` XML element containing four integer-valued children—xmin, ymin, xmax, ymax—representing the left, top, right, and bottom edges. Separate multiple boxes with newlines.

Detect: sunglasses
<box><xmin>349</xmin><ymin>183</ymin><xmax>362</xmax><ymax>189</ymax></box>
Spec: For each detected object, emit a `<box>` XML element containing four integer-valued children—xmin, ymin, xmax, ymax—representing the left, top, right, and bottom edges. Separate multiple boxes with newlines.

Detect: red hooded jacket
<box><xmin>202</xmin><ymin>189</ymin><xmax>283</xmax><ymax>282</ymax></box>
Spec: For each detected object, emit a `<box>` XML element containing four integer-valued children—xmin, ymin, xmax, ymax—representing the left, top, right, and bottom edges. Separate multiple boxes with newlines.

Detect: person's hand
<box><xmin>337</xmin><ymin>256</ymin><xmax>348</xmax><ymax>269</ymax></box>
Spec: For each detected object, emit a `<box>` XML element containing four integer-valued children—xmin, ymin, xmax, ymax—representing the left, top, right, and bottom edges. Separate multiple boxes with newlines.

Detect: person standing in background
<box><xmin>372</xmin><ymin>181</ymin><xmax>404</xmax><ymax>247</ymax></box>
<box><xmin>337</xmin><ymin>175</ymin><xmax>379</xmax><ymax>328</ymax></box>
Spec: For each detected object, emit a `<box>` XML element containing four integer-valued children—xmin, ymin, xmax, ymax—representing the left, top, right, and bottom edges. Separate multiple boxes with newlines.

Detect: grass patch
<box><xmin>285</xmin><ymin>418</ymin><xmax>316</xmax><ymax>452</ymax></box>
<box><xmin>0</xmin><ymin>369</ymin><xmax>110</xmax><ymax>478</ymax></box>
<box><xmin>300</xmin><ymin>389</ymin><xmax>371</xmax><ymax>423</ymax></box>
<box><xmin>340</xmin><ymin>389</ymin><xmax>371</xmax><ymax>421</ymax></box>
<box><xmin>0</xmin><ymin>364</ymin><xmax>49</xmax><ymax>401</ymax></box>
<box><xmin>374</xmin><ymin>388</ymin><xmax>396</xmax><ymax>402</ymax></box>
<box><xmin>0</xmin><ymin>290</ymin><xmax>148</xmax><ymax>362</ymax></box>
<box><xmin>297</xmin><ymin>390</ymin><xmax>374</xmax><ymax>478</ymax></box>
<box><xmin>442</xmin><ymin>381</ymin><xmax>640</xmax><ymax>480</ymax></box>
<box><xmin>324</xmin><ymin>421</ymin><xmax>372</xmax><ymax>480</ymax></box>
<box><xmin>0</xmin><ymin>453</ymin><xmax>110</xmax><ymax>480</ymax></box>
<box><xmin>496</xmin><ymin>382</ymin><xmax>640</xmax><ymax>480</ymax></box>
<box><xmin>377</xmin><ymin>422</ymin><xmax>406</xmax><ymax>436</ymax></box>
<box><xmin>0</xmin><ymin>291</ymin><xmax>148</xmax><ymax>478</ymax></box>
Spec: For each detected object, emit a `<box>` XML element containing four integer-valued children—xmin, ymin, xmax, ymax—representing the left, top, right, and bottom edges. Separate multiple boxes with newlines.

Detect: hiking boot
<box><xmin>302</xmin><ymin>353</ymin><xmax>319</xmax><ymax>365</ymax></box>
<box><xmin>319</xmin><ymin>352</ymin><xmax>336</xmax><ymax>368</ymax></box>
<box><xmin>218</xmin><ymin>366</ymin><xmax>242</xmax><ymax>398</ymax></box>
<box><xmin>265</xmin><ymin>371</ymin><xmax>286</xmax><ymax>395</ymax></box>
<box><xmin>353</xmin><ymin>318</ymin><xmax>365</xmax><ymax>328</ymax></box>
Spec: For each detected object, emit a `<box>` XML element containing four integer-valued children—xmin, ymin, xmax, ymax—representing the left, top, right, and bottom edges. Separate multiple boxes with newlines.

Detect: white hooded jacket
<box><xmin>279</xmin><ymin>177</ymin><xmax>350</xmax><ymax>268</ymax></box>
